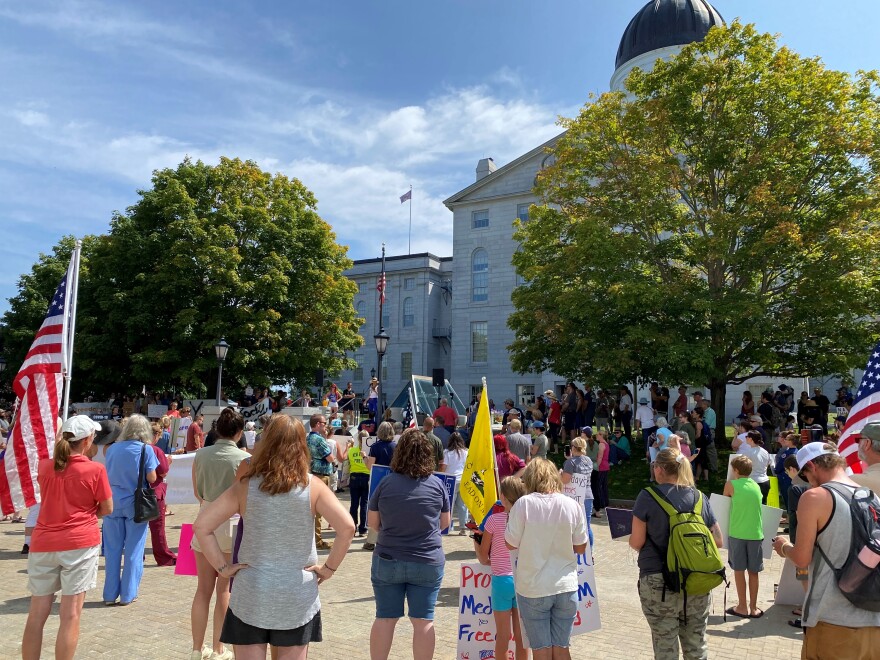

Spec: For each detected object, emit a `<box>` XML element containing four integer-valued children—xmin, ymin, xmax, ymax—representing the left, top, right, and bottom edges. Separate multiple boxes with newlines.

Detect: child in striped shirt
<box><xmin>474</xmin><ymin>476</ymin><xmax>528</xmax><ymax>660</ymax></box>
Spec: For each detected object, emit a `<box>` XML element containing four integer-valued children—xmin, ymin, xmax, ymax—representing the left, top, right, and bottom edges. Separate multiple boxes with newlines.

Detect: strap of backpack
<box><xmin>646</xmin><ymin>485</ymin><xmax>679</xmax><ymax>517</ymax></box>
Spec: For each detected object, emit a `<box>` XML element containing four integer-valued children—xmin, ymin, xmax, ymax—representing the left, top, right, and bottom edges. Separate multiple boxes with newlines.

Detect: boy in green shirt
<box><xmin>723</xmin><ymin>454</ymin><xmax>765</xmax><ymax>618</ymax></box>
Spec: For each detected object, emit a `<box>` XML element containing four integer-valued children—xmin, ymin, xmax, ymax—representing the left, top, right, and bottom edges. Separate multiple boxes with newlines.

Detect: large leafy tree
<box><xmin>510</xmin><ymin>22</ymin><xmax>880</xmax><ymax>438</ymax></box>
<box><xmin>3</xmin><ymin>158</ymin><xmax>362</xmax><ymax>397</ymax></box>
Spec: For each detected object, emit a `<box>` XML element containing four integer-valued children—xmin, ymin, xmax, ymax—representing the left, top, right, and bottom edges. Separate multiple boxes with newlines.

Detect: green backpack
<box><xmin>647</xmin><ymin>486</ymin><xmax>726</xmax><ymax>598</ymax></box>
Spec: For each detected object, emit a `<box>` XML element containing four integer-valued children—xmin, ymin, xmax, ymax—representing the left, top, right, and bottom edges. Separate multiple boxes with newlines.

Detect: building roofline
<box><xmin>350</xmin><ymin>252</ymin><xmax>452</xmax><ymax>266</ymax></box>
<box><xmin>442</xmin><ymin>131</ymin><xmax>566</xmax><ymax>208</ymax></box>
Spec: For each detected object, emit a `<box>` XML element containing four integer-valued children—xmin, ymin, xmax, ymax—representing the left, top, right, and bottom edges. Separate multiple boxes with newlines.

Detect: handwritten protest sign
<box><xmin>456</xmin><ymin>550</ymin><xmax>601</xmax><ymax>659</ymax></box>
<box><xmin>239</xmin><ymin>398</ymin><xmax>272</xmax><ymax>422</ymax></box>
<box><xmin>147</xmin><ymin>404</ymin><xmax>168</xmax><ymax>419</ymax></box>
<box><xmin>563</xmin><ymin>471</ymin><xmax>589</xmax><ymax>505</ymax></box>
<box><xmin>709</xmin><ymin>493</ymin><xmax>783</xmax><ymax>559</ymax></box>
<box><xmin>368</xmin><ymin>465</ymin><xmax>456</xmax><ymax>534</ymax></box>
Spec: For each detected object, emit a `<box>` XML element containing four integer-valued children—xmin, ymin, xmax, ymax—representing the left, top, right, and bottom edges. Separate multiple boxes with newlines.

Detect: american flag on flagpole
<box><xmin>377</xmin><ymin>271</ymin><xmax>386</xmax><ymax>305</ymax></box>
<box><xmin>400</xmin><ymin>189</ymin><xmax>412</xmax><ymax>204</ymax></box>
<box><xmin>402</xmin><ymin>391</ymin><xmax>417</xmax><ymax>429</ymax></box>
<box><xmin>837</xmin><ymin>339</ymin><xmax>880</xmax><ymax>474</ymax></box>
<box><xmin>0</xmin><ymin>270</ymin><xmax>71</xmax><ymax>514</ymax></box>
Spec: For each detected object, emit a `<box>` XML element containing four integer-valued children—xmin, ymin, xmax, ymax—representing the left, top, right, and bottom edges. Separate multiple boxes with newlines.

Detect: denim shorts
<box><xmin>491</xmin><ymin>574</ymin><xmax>517</xmax><ymax>612</ymax></box>
<box><xmin>371</xmin><ymin>554</ymin><xmax>444</xmax><ymax>620</ymax></box>
<box><xmin>516</xmin><ymin>590</ymin><xmax>578</xmax><ymax>650</ymax></box>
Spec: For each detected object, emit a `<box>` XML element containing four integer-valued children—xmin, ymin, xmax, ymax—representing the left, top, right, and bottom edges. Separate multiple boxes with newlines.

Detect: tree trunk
<box><xmin>708</xmin><ymin>379</ymin><xmax>728</xmax><ymax>449</ymax></box>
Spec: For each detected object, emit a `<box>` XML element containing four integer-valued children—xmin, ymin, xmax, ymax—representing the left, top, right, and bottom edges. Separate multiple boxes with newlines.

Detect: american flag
<box><xmin>377</xmin><ymin>271</ymin><xmax>386</xmax><ymax>304</ymax></box>
<box><xmin>837</xmin><ymin>340</ymin><xmax>880</xmax><ymax>474</ymax></box>
<box><xmin>0</xmin><ymin>270</ymin><xmax>71</xmax><ymax>514</ymax></box>
<box><xmin>403</xmin><ymin>394</ymin><xmax>417</xmax><ymax>429</ymax></box>
<box><xmin>399</xmin><ymin>189</ymin><xmax>411</xmax><ymax>204</ymax></box>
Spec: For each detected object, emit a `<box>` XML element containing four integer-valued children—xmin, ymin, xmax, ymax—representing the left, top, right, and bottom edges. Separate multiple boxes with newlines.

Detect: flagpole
<box><xmin>485</xmin><ymin>376</ymin><xmax>501</xmax><ymax>500</ymax></box>
<box><xmin>60</xmin><ymin>240</ymin><xmax>82</xmax><ymax>422</ymax></box>
<box><xmin>408</xmin><ymin>185</ymin><xmax>412</xmax><ymax>255</ymax></box>
<box><xmin>377</xmin><ymin>244</ymin><xmax>386</xmax><ymax>417</ymax></box>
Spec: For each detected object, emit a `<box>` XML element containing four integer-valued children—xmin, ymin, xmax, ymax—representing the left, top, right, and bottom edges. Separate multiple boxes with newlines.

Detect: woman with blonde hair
<box><xmin>147</xmin><ymin>421</ymin><xmax>176</xmax><ymax>567</ymax></box>
<box><xmin>629</xmin><ymin>449</ymin><xmax>723</xmax><ymax>659</ymax></box>
<box><xmin>562</xmin><ymin>436</ymin><xmax>595</xmax><ymax>547</ymax></box>
<box><xmin>505</xmin><ymin>458</ymin><xmax>588</xmax><ymax>659</ymax></box>
<box><xmin>194</xmin><ymin>415</ymin><xmax>355</xmax><ymax>660</ymax></box>
<box><xmin>103</xmin><ymin>414</ymin><xmax>158</xmax><ymax>606</ymax></box>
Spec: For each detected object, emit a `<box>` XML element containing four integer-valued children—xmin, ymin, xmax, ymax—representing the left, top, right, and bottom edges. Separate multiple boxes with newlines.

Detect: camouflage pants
<box><xmin>638</xmin><ymin>574</ymin><xmax>710</xmax><ymax>660</ymax></box>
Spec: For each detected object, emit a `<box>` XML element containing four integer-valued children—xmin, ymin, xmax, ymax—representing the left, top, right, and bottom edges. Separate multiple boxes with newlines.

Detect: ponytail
<box><xmin>53</xmin><ymin>432</ymin><xmax>79</xmax><ymax>471</ymax></box>
<box><xmin>654</xmin><ymin>448</ymin><xmax>695</xmax><ymax>488</ymax></box>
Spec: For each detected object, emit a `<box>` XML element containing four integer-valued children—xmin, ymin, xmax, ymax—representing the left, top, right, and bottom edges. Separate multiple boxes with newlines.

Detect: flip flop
<box><xmin>750</xmin><ymin>609</ymin><xmax>765</xmax><ymax>619</ymax></box>
<box><xmin>791</xmin><ymin>608</ymin><xmax>802</xmax><ymax>616</ymax></box>
<box><xmin>788</xmin><ymin>618</ymin><xmax>802</xmax><ymax>628</ymax></box>
<box><xmin>725</xmin><ymin>607</ymin><xmax>750</xmax><ymax>619</ymax></box>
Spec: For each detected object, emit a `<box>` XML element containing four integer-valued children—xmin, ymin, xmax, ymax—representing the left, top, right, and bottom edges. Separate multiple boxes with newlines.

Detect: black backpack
<box><xmin>815</xmin><ymin>483</ymin><xmax>880</xmax><ymax>612</ymax></box>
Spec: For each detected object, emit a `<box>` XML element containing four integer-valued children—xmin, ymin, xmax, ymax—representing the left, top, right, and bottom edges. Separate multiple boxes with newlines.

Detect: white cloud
<box><xmin>11</xmin><ymin>109</ymin><xmax>49</xmax><ymax>127</ymax></box>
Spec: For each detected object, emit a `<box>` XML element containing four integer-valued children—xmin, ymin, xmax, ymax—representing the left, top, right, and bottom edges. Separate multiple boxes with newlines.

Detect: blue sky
<box><xmin>2</xmin><ymin>0</ymin><xmax>879</xmax><ymax>316</ymax></box>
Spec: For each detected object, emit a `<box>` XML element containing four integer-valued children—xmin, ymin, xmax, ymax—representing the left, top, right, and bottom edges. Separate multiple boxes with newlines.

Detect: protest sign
<box><xmin>173</xmin><ymin>416</ymin><xmax>190</xmax><ymax>451</ymax></box>
<box><xmin>709</xmin><ymin>493</ymin><xmax>783</xmax><ymax>559</ymax></box>
<box><xmin>606</xmin><ymin>507</ymin><xmax>634</xmax><ymax>541</ymax></box>
<box><xmin>767</xmin><ymin>476</ymin><xmax>781</xmax><ymax>509</ymax></box>
<box><xmin>774</xmin><ymin>558</ymin><xmax>805</xmax><ymax>606</ymax></box>
<box><xmin>240</xmin><ymin>398</ymin><xmax>272</xmax><ymax>422</ymax></box>
<box><xmin>72</xmin><ymin>402</ymin><xmax>111</xmax><ymax>419</ymax></box>
<box><xmin>563</xmin><ymin>471</ymin><xmax>589</xmax><ymax>506</ymax></box>
<box><xmin>367</xmin><ymin>465</ymin><xmax>456</xmax><ymax>534</ymax></box>
<box><xmin>174</xmin><ymin>524</ymin><xmax>198</xmax><ymax>576</ymax></box>
<box><xmin>147</xmin><ymin>404</ymin><xmax>168</xmax><ymax>419</ymax></box>
<box><xmin>456</xmin><ymin>551</ymin><xmax>601</xmax><ymax>659</ymax></box>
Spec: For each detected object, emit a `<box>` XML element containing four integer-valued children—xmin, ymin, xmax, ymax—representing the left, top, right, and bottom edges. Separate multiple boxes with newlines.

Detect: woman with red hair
<box><xmin>494</xmin><ymin>435</ymin><xmax>526</xmax><ymax>479</ymax></box>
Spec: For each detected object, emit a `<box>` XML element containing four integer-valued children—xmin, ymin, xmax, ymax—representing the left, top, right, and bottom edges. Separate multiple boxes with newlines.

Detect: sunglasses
<box><xmin>797</xmin><ymin>462</ymin><xmax>810</xmax><ymax>481</ymax></box>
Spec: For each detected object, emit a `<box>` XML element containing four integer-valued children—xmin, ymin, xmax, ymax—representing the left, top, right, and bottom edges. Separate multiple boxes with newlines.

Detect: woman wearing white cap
<box><xmin>21</xmin><ymin>415</ymin><xmax>113</xmax><ymax>660</ymax></box>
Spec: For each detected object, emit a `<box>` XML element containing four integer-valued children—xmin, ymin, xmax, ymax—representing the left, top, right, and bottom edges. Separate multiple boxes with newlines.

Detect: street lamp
<box><xmin>373</xmin><ymin>328</ymin><xmax>390</xmax><ymax>416</ymax></box>
<box><xmin>214</xmin><ymin>339</ymin><xmax>229</xmax><ymax>406</ymax></box>
<box><xmin>370</xmin><ymin>367</ymin><xmax>376</xmax><ymax>380</ymax></box>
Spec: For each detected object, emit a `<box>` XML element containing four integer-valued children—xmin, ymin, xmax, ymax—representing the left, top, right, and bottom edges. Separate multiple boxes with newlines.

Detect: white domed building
<box><xmin>341</xmin><ymin>1</ymin><xmax>805</xmax><ymax>419</ymax></box>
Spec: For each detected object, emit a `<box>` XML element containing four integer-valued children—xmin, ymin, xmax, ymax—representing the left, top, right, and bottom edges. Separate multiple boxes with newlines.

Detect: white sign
<box><xmin>709</xmin><ymin>493</ymin><xmax>784</xmax><ymax>559</ymax></box>
<box><xmin>563</xmin><ymin>471</ymin><xmax>590</xmax><ymax>506</ymax></box>
<box><xmin>239</xmin><ymin>398</ymin><xmax>272</xmax><ymax>422</ymax></box>
<box><xmin>147</xmin><ymin>404</ymin><xmax>168</xmax><ymax>419</ymax></box>
<box><xmin>72</xmin><ymin>402</ymin><xmax>111</xmax><ymax>419</ymax></box>
<box><xmin>173</xmin><ymin>417</ymin><xmax>191</xmax><ymax>451</ymax></box>
<box><xmin>456</xmin><ymin>551</ymin><xmax>601</xmax><ymax>659</ymax></box>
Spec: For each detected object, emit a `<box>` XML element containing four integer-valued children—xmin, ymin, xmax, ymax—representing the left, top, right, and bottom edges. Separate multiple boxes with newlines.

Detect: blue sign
<box><xmin>367</xmin><ymin>465</ymin><xmax>457</xmax><ymax>535</ymax></box>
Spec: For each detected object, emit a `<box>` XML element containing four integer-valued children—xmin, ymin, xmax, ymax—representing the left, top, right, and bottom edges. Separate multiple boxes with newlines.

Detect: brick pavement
<box><xmin>0</xmin><ymin>495</ymin><xmax>805</xmax><ymax>659</ymax></box>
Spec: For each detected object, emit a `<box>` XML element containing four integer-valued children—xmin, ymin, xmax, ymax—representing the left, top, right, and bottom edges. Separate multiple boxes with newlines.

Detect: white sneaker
<box><xmin>189</xmin><ymin>650</ymin><xmax>206</xmax><ymax>660</ymax></box>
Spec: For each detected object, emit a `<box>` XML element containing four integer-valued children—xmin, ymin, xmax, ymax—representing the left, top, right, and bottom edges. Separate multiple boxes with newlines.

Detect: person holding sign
<box><xmin>368</xmin><ymin>429</ymin><xmax>450</xmax><ymax>660</ymax></box>
<box><xmin>505</xmin><ymin>458</ymin><xmax>588</xmax><ymax>660</ymax></box>
<box><xmin>473</xmin><ymin>477</ymin><xmax>528</xmax><ymax>660</ymax></box>
<box><xmin>562</xmin><ymin>436</ymin><xmax>595</xmax><ymax>547</ymax></box>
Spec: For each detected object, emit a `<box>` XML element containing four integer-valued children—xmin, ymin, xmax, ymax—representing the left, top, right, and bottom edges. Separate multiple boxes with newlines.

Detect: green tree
<box><xmin>510</xmin><ymin>22</ymin><xmax>880</xmax><ymax>438</ymax></box>
<box><xmin>3</xmin><ymin>158</ymin><xmax>362</xmax><ymax>398</ymax></box>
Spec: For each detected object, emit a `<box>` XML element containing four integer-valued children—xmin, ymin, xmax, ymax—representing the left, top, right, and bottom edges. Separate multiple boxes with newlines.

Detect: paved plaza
<box><xmin>0</xmin><ymin>494</ymin><xmax>805</xmax><ymax>659</ymax></box>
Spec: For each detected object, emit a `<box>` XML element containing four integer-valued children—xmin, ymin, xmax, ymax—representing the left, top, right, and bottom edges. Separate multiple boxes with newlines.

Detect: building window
<box><xmin>382</xmin><ymin>364</ymin><xmax>388</xmax><ymax>382</ymax></box>
<box><xmin>472</xmin><ymin>209</ymin><xmax>489</xmax><ymax>229</ymax></box>
<box><xmin>516</xmin><ymin>385</ymin><xmax>536</xmax><ymax>409</ymax></box>
<box><xmin>402</xmin><ymin>297</ymin><xmax>414</xmax><ymax>327</ymax></box>
<box><xmin>401</xmin><ymin>352</ymin><xmax>412</xmax><ymax>380</ymax></box>
<box><xmin>356</xmin><ymin>301</ymin><xmax>366</xmax><ymax>324</ymax></box>
<box><xmin>517</xmin><ymin>203</ymin><xmax>530</xmax><ymax>223</ymax></box>
<box><xmin>382</xmin><ymin>311</ymin><xmax>390</xmax><ymax>329</ymax></box>
<box><xmin>472</xmin><ymin>249</ymin><xmax>488</xmax><ymax>302</ymax></box>
<box><xmin>404</xmin><ymin>277</ymin><xmax>415</xmax><ymax>290</ymax></box>
<box><xmin>357</xmin><ymin>282</ymin><xmax>368</xmax><ymax>294</ymax></box>
<box><xmin>470</xmin><ymin>385</ymin><xmax>483</xmax><ymax>404</ymax></box>
<box><xmin>471</xmin><ymin>321</ymin><xmax>488</xmax><ymax>363</ymax></box>
<box><xmin>354</xmin><ymin>354</ymin><xmax>364</xmax><ymax>382</ymax></box>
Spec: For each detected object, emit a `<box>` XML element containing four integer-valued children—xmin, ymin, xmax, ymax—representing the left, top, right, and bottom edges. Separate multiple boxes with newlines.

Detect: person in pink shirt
<box><xmin>474</xmin><ymin>477</ymin><xmax>529</xmax><ymax>660</ymax></box>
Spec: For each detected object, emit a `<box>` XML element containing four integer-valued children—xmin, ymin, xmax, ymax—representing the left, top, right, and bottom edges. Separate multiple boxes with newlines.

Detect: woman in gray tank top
<box><xmin>193</xmin><ymin>415</ymin><xmax>355</xmax><ymax>659</ymax></box>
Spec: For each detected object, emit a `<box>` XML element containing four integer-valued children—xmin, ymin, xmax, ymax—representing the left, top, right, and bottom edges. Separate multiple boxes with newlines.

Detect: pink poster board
<box><xmin>174</xmin><ymin>523</ymin><xmax>198</xmax><ymax>576</ymax></box>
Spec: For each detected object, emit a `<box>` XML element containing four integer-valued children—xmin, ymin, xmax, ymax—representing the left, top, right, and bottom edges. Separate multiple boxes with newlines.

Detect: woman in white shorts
<box><xmin>21</xmin><ymin>415</ymin><xmax>112</xmax><ymax>660</ymax></box>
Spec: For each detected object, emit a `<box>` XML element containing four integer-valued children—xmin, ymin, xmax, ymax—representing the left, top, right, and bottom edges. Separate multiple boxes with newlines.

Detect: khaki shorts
<box><xmin>27</xmin><ymin>545</ymin><xmax>100</xmax><ymax>596</ymax></box>
<box><xmin>191</xmin><ymin>517</ymin><xmax>236</xmax><ymax>554</ymax></box>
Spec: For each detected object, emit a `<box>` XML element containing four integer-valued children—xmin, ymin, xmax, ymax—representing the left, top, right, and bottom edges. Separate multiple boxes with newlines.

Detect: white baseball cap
<box><xmin>796</xmin><ymin>442</ymin><xmax>838</xmax><ymax>470</ymax></box>
<box><xmin>60</xmin><ymin>415</ymin><xmax>102</xmax><ymax>442</ymax></box>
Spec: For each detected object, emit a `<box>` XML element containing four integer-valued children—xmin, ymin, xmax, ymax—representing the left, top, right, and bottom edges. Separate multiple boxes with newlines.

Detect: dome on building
<box><xmin>615</xmin><ymin>0</ymin><xmax>724</xmax><ymax>70</ymax></box>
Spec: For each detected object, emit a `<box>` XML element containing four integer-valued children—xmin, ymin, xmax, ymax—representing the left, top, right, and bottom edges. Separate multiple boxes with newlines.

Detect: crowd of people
<box><xmin>9</xmin><ymin>378</ymin><xmax>880</xmax><ymax>659</ymax></box>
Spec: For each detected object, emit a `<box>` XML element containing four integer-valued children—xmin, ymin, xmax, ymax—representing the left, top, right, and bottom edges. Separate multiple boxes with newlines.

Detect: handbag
<box><xmin>133</xmin><ymin>443</ymin><xmax>160</xmax><ymax>523</ymax></box>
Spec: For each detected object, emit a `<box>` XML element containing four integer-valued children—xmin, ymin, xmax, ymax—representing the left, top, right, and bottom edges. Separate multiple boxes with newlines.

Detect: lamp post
<box><xmin>214</xmin><ymin>339</ymin><xmax>229</xmax><ymax>406</ymax></box>
<box><xmin>373</xmin><ymin>328</ymin><xmax>389</xmax><ymax>417</ymax></box>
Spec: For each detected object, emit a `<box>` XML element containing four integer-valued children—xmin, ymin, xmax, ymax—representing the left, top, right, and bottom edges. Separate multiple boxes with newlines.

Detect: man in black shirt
<box><xmin>812</xmin><ymin>387</ymin><xmax>830</xmax><ymax>433</ymax></box>
<box><xmin>757</xmin><ymin>392</ymin><xmax>777</xmax><ymax>440</ymax></box>
<box><xmin>341</xmin><ymin>381</ymin><xmax>356</xmax><ymax>425</ymax></box>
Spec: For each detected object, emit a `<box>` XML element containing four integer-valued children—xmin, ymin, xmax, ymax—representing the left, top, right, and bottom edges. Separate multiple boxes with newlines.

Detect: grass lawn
<box><xmin>550</xmin><ymin>434</ymin><xmax>735</xmax><ymax>503</ymax></box>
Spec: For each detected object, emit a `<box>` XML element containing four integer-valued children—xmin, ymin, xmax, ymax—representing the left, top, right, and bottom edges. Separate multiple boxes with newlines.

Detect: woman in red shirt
<box><xmin>21</xmin><ymin>415</ymin><xmax>113</xmax><ymax>660</ymax></box>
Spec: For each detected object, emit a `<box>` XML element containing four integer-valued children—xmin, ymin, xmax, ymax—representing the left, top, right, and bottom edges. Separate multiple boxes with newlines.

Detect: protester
<box><xmin>147</xmin><ymin>421</ymin><xmax>176</xmax><ymax>567</ymax></box>
<box><xmin>738</xmin><ymin>430</ymin><xmax>772</xmax><ymax>504</ymax></box>
<box><xmin>853</xmin><ymin>422</ymin><xmax>880</xmax><ymax>492</ymax></box>
<box><xmin>186</xmin><ymin>411</ymin><xmax>204</xmax><ymax>453</ymax></box>
<box><xmin>593</xmin><ymin>431</ymin><xmax>611</xmax><ymax>517</ymax></box>
<box><xmin>103</xmin><ymin>414</ymin><xmax>158</xmax><ymax>606</ymax></box>
<box><xmin>193</xmin><ymin>414</ymin><xmax>355</xmax><ymax>659</ymax></box>
<box><xmin>505</xmin><ymin>418</ymin><xmax>531</xmax><ymax>463</ymax></box>
<box><xmin>421</xmin><ymin>417</ymin><xmax>444</xmax><ymax>467</ymax></box>
<box><xmin>367</xmin><ymin>377</ymin><xmax>380</xmax><ymax>418</ymax></box>
<box><xmin>595</xmin><ymin>390</ymin><xmax>612</xmax><ymax>433</ymax></box>
<box><xmin>774</xmin><ymin>432</ymin><xmax>799</xmax><ymax>508</ymax></box>
<box><xmin>306</xmin><ymin>413</ymin><xmax>336</xmax><ymax>551</ymax></box>
<box><xmin>783</xmin><ymin>454</ymin><xmax>810</xmax><ymax>628</ymax></box>
<box><xmin>21</xmin><ymin>416</ymin><xmax>112</xmax><ymax>660</ymax></box>
<box><xmin>505</xmin><ymin>458</ymin><xmax>588</xmax><ymax>660</ymax></box>
<box><xmin>441</xmin><ymin>432</ymin><xmax>469</xmax><ymax>534</ymax></box>
<box><xmin>432</xmin><ymin>397</ymin><xmax>458</xmax><ymax>432</ymax></box>
<box><xmin>338</xmin><ymin>430</ymin><xmax>371</xmax><ymax>538</ymax></box>
<box><xmin>630</xmin><ymin>449</ymin><xmax>723</xmax><ymax>659</ymax></box>
<box><xmin>474</xmin><ymin>477</ymin><xmax>529</xmax><ymax>660</ymax></box>
<box><xmin>676</xmin><ymin>412</ymin><xmax>696</xmax><ymax>450</ymax></box>
<box><xmin>635</xmin><ymin>397</ymin><xmax>656</xmax><ymax>454</ymax></box>
<box><xmin>561</xmin><ymin>436</ymin><xmax>595</xmax><ymax>547</ymax></box>
<box><xmin>324</xmin><ymin>382</ymin><xmax>341</xmax><ymax>417</ymax></box>
<box><xmin>243</xmin><ymin>421</ymin><xmax>257</xmax><ymax>451</ymax></box>
<box><xmin>723</xmin><ymin>455</ymin><xmax>765</xmax><ymax>618</ymax></box>
<box><xmin>368</xmin><ymin>429</ymin><xmax>450</xmax><ymax>660</ymax></box>
<box><xmin>529</xmin><ymin>421</ymin><xmax>548</xmax><ymax>460</ymax></box>
<box><xmin>190</xmin><ymin>407</ymin><xmax>250</xmax><ymax>660</ymax></box>
<box><xmin>772</xmin><ymin>442</ymin><xmax>880</xmax><ymax>657</ymax></box>
<box><xmin>494</xmin><ymin>434</ymin><xmax>526</xmax><ymax>479</ymax></box>
<box><xmin>608</xmin><ymin>428</ymin><xmax>631</xmax><ymax>465</ymax></box>
<box><xmin>690</xmin><ymin>408</ymin><xmax>711</xmax><ymax>482</ymax></box>
<box><xmin>362</xmin><ymin>421</ymin><xmax>397</xmax><ymax>551</ymax></box>
<box><xmin>157</xmin><ymin>415</ymin><xmax>173</xmax><ymax>453</ymax></box>
<box><xmin>546</xmin><ymin>390</ymin><xmax>562</xmax><ymax>451</ymax></box>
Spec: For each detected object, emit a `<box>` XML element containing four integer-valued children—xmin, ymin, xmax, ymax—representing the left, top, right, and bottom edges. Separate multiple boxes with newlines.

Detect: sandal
<box><xmin>11</xmin><ymin>516</ymin><xmax>25</xmax><ymax>523</ymax></box>
<box><xmin>788</xmin><ymin>618</ymin><xmax>802</xmax><ymax>628</ymax></box>
<box><xmin>725</xmin><ymin>606</ymin><xmax>750</xmax><ymax>619</ymax></box>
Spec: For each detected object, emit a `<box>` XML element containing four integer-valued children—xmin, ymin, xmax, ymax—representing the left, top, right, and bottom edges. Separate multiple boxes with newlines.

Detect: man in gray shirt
<box><xmin>530</xmin><ymin>421</ymin><xmax>549</xmax><ymax>460</ymax></box>
<box><xmin>506</xmin><ymin>418</ymin><xmax>531</xmax><ymax>463</ymax></box>
<box><xmin>422</xmin><ymin>416</ymin><xmax>444</xmax><ymax>469</ymax></box>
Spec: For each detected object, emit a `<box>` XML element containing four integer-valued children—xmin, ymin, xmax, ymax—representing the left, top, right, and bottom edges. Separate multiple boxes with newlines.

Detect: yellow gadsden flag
<box><xmin>459</xmin><ymin>382</ymin><xmax>498</xmax><ymax>527</ymax></box>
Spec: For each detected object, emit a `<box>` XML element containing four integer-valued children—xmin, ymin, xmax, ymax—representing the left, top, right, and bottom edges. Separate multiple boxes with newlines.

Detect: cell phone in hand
<box><xmin>564</xmin><ymin>445</ymin><xmax>572</xmax><ymax>458</ymax></box>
